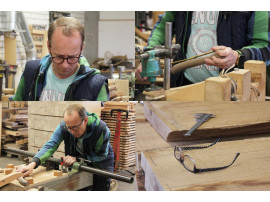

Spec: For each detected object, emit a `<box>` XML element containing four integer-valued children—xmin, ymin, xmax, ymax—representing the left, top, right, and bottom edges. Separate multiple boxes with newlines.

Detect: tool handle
<box><xmin>18</xmin><ymin>176</ymin><xmax>29</xmax><ymax>187</ymax></box>
<box><xmin>110</xmin><ymin>109</ymin><xmax>129</xmax><ymax>119</ymax></box>
<box><xmin>171</xmin><ymin>52</ymin><xmax>219</xmax><ymax>74</ymax></box>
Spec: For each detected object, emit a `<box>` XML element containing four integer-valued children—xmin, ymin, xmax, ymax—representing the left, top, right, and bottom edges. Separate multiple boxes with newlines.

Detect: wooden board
<box><xmin>144</xmin><ymin>101</ymin><xmax>270</xmax><ymax>141</ymax></box>
<box><xmin>141</xmin><ymin>137</ymin><xmax>270</xmax><ymax>191</ymax></box>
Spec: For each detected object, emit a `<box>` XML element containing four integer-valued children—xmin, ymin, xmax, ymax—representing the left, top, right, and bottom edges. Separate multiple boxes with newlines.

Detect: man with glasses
<box><xmin>17</xmin><ymin>104</ymin><xmax>114</xmax><ymax>191</ymax></box>
<box><xmin>13</xmin><ymin>17</ymin><xmax>109</xmax><ymax>101</ymax></box>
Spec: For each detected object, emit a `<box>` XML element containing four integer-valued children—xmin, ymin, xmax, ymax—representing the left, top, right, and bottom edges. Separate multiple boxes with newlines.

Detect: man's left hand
<box><xmin>62</xmin><ymin>155</ymin><xmax>76</xmax><ymax>167</ymax></box>
<box><xmin>205</xmin><ymin>46</ymin><xmax>239</xmax><ymax>69</ymax></box>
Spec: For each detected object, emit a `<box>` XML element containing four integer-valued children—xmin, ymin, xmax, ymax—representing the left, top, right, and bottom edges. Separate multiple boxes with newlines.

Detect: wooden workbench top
<box><xmin>141</xmin><ymin>136</ymin><xmax>270</xmax><ymax>191</ymax></box>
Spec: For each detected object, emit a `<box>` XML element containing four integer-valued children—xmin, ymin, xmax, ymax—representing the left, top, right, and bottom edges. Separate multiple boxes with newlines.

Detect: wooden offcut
<box><xmin>54</xmin><ymin>171</ymin><xmax>63</xmax><ymax>177</ymax></box>
<box><xmin>144</xmin><ymin>101</ymin><xmax>270</xmax><ymax>142</ymax></box>
<box><xmin>6</xmin><ymin>164</ymin><xmax>15</xmax><ymax>169</ymax></box>
<box><xmin>4</xmin><ymin>168</ymin><xmax>13</xmax><ymax>175</ymax></box>
<box><xmin>0</xmin><ymin>172</ymin><xmax>23</xmax><ymax>188</ymax></box>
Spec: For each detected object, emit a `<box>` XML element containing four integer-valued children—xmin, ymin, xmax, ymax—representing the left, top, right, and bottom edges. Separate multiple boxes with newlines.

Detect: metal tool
<box><xmin>184</xmin><ymin>113</ymin><xmax>215</xmax><ymax>136</ymax></box>
<box><xmin>2</xmin><ymin>147</ymin><xmax>134</xmax><ymax>184</ymax></box>
<box><xmin>137</xmin><ymin>22</ymin><xmax>180</xmax><ymax>92</ymax></box>
<box><xmin>110</xmin><ymin>109</ymin><xmax>129</xmax><ymax>171</ymax></box>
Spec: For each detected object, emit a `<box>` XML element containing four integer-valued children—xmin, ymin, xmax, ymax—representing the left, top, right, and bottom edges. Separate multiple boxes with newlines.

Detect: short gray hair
<box><xmin>64</xmin><ymin>104</ymin><xmax>87</xmax><ymax>119</ymax></box>
<box><xmin>48</xmin><ymin>17</ymin><xmax>84</xmax><ymax>47</ymax></box>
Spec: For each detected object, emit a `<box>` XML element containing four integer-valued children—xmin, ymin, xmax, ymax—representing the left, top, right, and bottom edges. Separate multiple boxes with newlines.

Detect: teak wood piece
<box><xmin>4</xmin><ymin>168</ymin><xmax>13</xmax><ymax>175</ymax></box>
<box><xmin>54</xmin><ymin>171</ymin><xmax>63</xmax><ymax>177</ymax></box>
<box><xmin>141</xmin><ymin>137</ymin><xmax>270</xmax><ymax>191</ymax></box>
<box><xmin>144</xmin><ymin>101</ymin><xmax>270</xmax><ymax>142</ymax></box>
<box><xmin>6</xmin><ymin>164</ymin><xmax>15</xmax><ymax>169</ymax></box>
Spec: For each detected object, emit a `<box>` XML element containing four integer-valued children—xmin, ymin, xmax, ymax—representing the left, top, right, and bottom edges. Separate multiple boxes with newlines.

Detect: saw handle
<box><xmin>171</xmin><ymin>52</ymin><xmax>220</xmax><ymax>74</ymax></box>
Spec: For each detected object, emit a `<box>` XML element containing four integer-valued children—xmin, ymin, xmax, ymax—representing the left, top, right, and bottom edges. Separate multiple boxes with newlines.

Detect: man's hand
<box><xmin>62</xmin><ymin>155</ymin><xmax>76</xmax><ymax>167</ymax></box>
<box><xmin>135</xmin><ymin>63</ymin><xmax>148</xmax><ymax>82</ymax></box>
<box><xmin>205</xmin><ymin>46</ymin><xmax>239</xmax><ymax>69</ymax></box>
<box><xmin>16</xmin><ymin>162</ymin><xmax>36</xmax><ymax>177</ymax></box>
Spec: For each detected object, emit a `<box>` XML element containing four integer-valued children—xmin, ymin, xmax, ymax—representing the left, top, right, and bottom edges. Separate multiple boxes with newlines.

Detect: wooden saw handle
<box><xmin>171</xmin><ymin>52</ymin><xmax>219</xmax><ymax>74</ymax></box>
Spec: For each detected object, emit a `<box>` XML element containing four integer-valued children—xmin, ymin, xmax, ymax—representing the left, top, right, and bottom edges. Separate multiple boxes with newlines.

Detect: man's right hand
<box><xmin>135</xmin><ymin>63</ymin><xmax>148</xmax><ymax>82</ymax></box>
<box><xmin>16</xmin><ymin>162</ymin><xmax>36</xmax><ymax>177</ymax></box>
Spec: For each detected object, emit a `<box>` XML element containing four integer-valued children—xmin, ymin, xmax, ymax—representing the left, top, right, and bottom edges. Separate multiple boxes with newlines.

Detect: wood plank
<box><xmin>144</xmin><ymin>101</ymin><xmax>270</xmax><ymax>141</ymax></box>
<box><xmin>0</xmin><ymin>172</ymin><xmax>23</xmax><ymax>188</ymax></box>
<box><xmin>141</xmin><ymin>137</ymin><xmax>270</xmax><ymax>191</ymax></box>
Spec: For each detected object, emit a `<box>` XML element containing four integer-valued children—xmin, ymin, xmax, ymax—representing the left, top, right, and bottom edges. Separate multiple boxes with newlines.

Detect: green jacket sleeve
<box><xmin>147</xmin><ymin>11</ymin><xmax>175</xmax><ymax>49</ymax></box>
<box><xmin>13</xmin><ymin>76</ymin><xmax>25</xmax><ymax>101</ymax></box>
<box><xmin>96</xmin><ymin>83</ymin><xmax>108</xmax><ymax>101</ymax></box>
<box><xmin>237</xmin><ymin>11</ymin><xmax>270</xmax><ymax>66</ymax></box>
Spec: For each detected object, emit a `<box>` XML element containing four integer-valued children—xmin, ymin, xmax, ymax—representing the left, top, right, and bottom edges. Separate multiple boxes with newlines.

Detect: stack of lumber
<box><xmin>28</xmin><ymin>102</ymin><xmax>101</xmax><ymax>159</ymax></box>
<box><xmin>1</xmin><ymin>104</ymin><xmax>28</xmax><ymax>152</ymax></box>
<box><xmin>101</xmin><ymin>102</ymin><xmax>136</xmax><ymax>169</ymax></box>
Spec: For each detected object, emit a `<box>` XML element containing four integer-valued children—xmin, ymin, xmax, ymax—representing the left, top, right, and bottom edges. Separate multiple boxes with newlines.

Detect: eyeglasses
<box><xmin>65</xmin><ymin>118</ymin><xmax>85</xmax><ymax>132</ymax></box>
<box><xmin>51</xmin><ymin>52</ymin><xmax>81</xmax><ymax>64</ymax></box>
<box><xmin>174</xmin><ymin>138</ymin><xmax>240</xmax><ymax>173</ymax></box>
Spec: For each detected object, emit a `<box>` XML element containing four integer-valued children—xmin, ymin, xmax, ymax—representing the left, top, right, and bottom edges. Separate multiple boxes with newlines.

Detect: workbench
<box><xmin>0</xmin><ymin>166</ymin><xmax>93</xmax><ymax>191</ymax></box>
<box><xmin>136</xmin><ymin>102</ymin><xmax>270</xmax><ymax>191</ymax></box>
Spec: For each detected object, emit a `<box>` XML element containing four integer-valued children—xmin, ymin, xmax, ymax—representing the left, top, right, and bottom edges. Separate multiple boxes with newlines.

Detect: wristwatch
<box><xmin>235</xmin><ymin>50</ymin><xmax>245</xmax><ymax>68</ymax></box>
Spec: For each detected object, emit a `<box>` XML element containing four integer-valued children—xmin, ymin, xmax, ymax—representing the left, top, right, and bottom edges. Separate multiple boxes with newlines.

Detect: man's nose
<box><xmin>61</xmin><ymin>58</ymin><xmax>70</xmax><ymax>67</ymax></box>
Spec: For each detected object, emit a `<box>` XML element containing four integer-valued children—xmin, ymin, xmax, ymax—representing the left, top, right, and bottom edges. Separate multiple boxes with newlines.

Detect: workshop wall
<box><xmin>98</xmin><ymin>11</ymin><xmax>135</xmax><ymax>61</ymax></box>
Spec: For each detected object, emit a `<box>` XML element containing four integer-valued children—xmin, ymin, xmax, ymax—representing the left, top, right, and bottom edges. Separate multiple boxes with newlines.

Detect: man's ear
<box><xmin>84</xmin><ymin>116</ymin><xmax>88</xmax><ymax>125</ymax></box>
<box><xmin>47</xmin><ymin>41</ymin><xmax>51</xmax><ymax>53</ymax></box>
<box><xmin>81</xmin><ymin>42</ymin><xmax>85</xmax><ymax>52</ymax></box>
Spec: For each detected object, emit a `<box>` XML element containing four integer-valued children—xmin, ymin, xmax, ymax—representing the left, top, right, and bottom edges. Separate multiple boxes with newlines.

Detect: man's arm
<box><xmin>205</xmin><ymin>12</ymin><xmax>270</xmax><ymax>69</ymax></box>
<box><xmin>32</xmin><ymin>124</ymin><xmax>64</xmax><ymax>168</ymax></box>
<box><xmin>96</xmin><ymin>83</ymin><xmax>108</xmax><ymax>101</ymax></box>
<box><xmin>16</xmin><ymin>124</ymin><xmax>63</xmax><ymax>176</ymax></box>
<box><xmin>146</xmin><ymin>11</ymin><xmax>175</xmax><ymax>49</ymax></box>
<box><xmin>236</xmin><ymin>11</ymin><xmax>270</xmax><ymax>67</ymax></box>
<box><xmin>91</xmin><ymin>126</ymin><xmax>111</xmax><ymax>162</ymax></box>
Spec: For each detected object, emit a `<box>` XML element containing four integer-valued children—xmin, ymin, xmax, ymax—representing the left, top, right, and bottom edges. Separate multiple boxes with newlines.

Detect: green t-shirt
<box><xmin>184</xmin><ymin>11</ymin><xmax>220</xmax><ymax>83</ymax></box>
<box><xmin>39</xmin><ymin>64</ymin><xmax>78</xmax><ymax>101</ymax></box>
